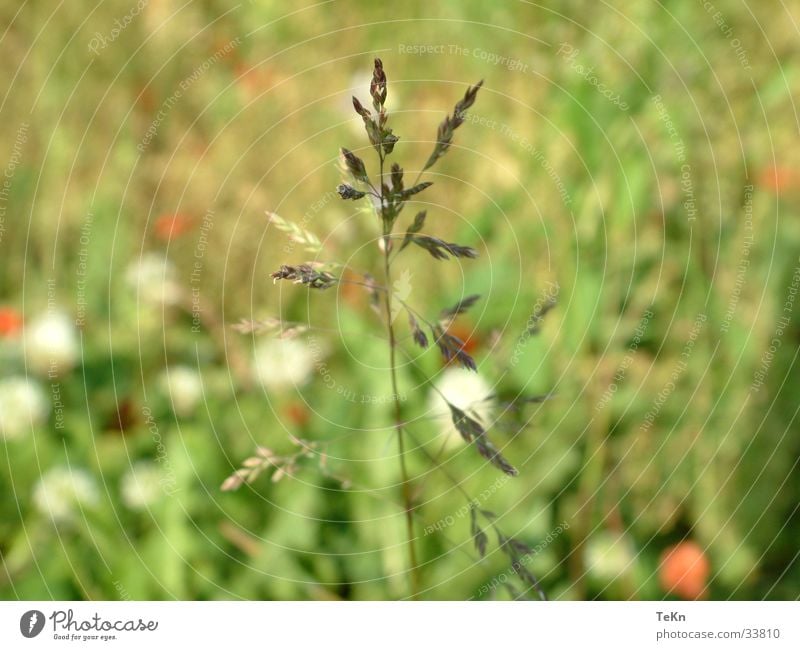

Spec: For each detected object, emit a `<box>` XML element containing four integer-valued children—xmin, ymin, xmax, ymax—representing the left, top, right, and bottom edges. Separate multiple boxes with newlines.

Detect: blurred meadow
<box><xmin>1</xmin><ymin>0</ymin><xmax>799</xmax><ymax>600</ymax></box>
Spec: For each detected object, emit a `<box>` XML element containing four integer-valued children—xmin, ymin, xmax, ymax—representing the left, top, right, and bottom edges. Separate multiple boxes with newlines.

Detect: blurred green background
<box><xmin>1</xmin><ymin>0</ymin><xmax>799</xmax><ymax>600</ymax></box>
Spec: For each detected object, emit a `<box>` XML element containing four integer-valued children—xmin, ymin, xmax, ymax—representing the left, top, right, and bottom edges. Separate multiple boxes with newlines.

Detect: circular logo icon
<box><xmin>20</xmin><ymin>610</ymin><xmax>45</xmax><ymax>638</ymax></box>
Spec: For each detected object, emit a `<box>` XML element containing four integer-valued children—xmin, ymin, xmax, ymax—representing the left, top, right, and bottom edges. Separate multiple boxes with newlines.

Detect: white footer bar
<box><xmin>0</xmin><ymin>601</ymin><xmax>795</xmax><ymax>649</ymax></box>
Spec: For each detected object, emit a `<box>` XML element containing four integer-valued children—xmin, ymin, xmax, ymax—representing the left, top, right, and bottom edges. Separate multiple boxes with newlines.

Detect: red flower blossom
<box><xmin>446</xmin><ymin>322</ymin><xmax>480</xmax><ymax>355</ymax></box>
<box><xmin>0</xmin><ymin>307</ymin><xmax>23</xmax><ymax>337</ymax></box>
<box><xmin>234</xmin><ymin>62</ymin><xmax>278</xmax><ymax>100</ymax></box>
<box><xmin>757</xmin><ymin>165</ymin><xmax>797</xmax><ymax>193</ymax></box>
<box><xmin>659</xmin><ymin>541</ymin><xmax>711</xmax><ymax>599</ymax></box>
<box><xmin>285</xmin><ymin>402</ymin><xmax>310</xmax><ymax>428</ymax></box>
<box><xmin>154</xmin><ymin>213</ymin><xmax>195</xmax><ymax>241</ymax></box>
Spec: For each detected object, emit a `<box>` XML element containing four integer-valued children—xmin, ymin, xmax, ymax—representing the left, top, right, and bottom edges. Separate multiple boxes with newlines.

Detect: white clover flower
<box><xmin>159</xmin><ymin>365</ymin><xmax>203</xmax><ymax>417</ymax></box>
<box><xmin>253</xmin><ymin>338</ymin><xmax>318</xmax><ymax>391</ymax></box>
<box><xmin>125</xmin><ymin>253</ymin><xmax>182</xmax><ymax>306</ymax></box>
<box><xmin>427</xmin><ymin>368</ymin><xmax>494</xmax><ymax>449</ymax></box>
<box><xmin>33</xmin><ymin>466</ymin><xmax>99</xmax><ymax>523</ymax></box>
<box><xmin>584</xmin><ymin>531</ymin><xmax>636</xmax><ymax>582</ymax></box>
<box><xmin>0</xmin><ymin>377</ymin><xmax>49</xmax><ymax>440</ymax></box>
<box><xmin>120</xmin><ymin>461</ymin><xmax>165</xmax><ymax>510</ymax></box>
<box><xmin>25</xmin><ymin>311</ymin><xmax>79</xmax><ymax>376</ymax></box>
